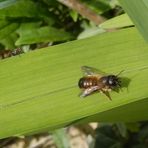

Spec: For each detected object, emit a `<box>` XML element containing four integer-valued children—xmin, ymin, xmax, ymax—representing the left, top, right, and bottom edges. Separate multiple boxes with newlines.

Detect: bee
<box><xmin>78</xmin><ymin>66</ymin><xmax>123</xmax><ymax>100</ymax></box>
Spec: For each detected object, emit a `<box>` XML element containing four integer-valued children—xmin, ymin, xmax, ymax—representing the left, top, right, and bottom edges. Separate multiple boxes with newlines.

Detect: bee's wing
<box><xmin>81</xmin><ymin>66</ymin><xmax>106</xmax><ymax>76</ymax></box>
<box><xmin>79</xmin><ymin>86</ymin><xmax>101</xmax><ymax>98</ymax></box>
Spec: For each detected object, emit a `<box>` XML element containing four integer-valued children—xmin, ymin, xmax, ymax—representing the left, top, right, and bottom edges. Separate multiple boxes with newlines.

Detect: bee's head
<box><xmin>107</xmin><ymin>75</ymin><xmax>121</xmax><ymax>87</ymax></box>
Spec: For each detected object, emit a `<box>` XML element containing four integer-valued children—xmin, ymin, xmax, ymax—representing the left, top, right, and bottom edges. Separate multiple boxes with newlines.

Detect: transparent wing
<box><xmin>81</xmin><ymin>66</ymin><xmax>106</xmax><ymax>76</ymax></box>
<box><xmin>79</xmin><ymin>86</ymin><xmax>100</xmax><ymax>98</ymax></box>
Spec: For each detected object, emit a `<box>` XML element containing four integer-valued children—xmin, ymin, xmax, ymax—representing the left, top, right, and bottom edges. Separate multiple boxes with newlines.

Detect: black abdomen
<box><xmin>78</xmin><ymin>77</ymin><xmax>98</xmax><ymax>88</ymax></box>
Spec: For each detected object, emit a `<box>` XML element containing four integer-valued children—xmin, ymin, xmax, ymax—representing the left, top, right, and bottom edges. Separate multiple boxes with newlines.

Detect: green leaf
<box><xmin>69</xmin><ymin>10</ymin><xmax>79</xmax><ymax>22</ymax></box>
<box><xmin>52</xmin><ymin>129</ymin><xmax>70</xmax><ymax>148</ymax></box>
<box><xmin>0</xmin><ymin>20</ymin><xmax>19</xmax><ymax>48</ymax></box>
<box><xmin>16</xmin><ymin>26</ymin><xmax>73</xmax><ymax>45</ymax></box>
<box><xmin>0</xmin><ymin>19</ymin><xmax>10</xmax><ymax>29</ymax></box>
<box><xmin>0</xmin><ymin>0</ymin><xmax>54</xmax><ymax>23</ymax></box>
<box><xmin>0</xmin><ymin>27</ymin><xmax>148</xmax><ymax>139</ymax></box>
<box><xmin>118</xmin><ymin>0</ymin><xmax>148</xmax><ymax>42</ymax></box>
<box><xmin>115</xmin><ymin>123</ymin><xmax>127</xmax><ymax>138</ymax></box>
<box><xmin>0</xmin><ymin>32</ymin><xmax>18</xmax><ymax>49</ymax></box>
<box><xmin>95</xmin><ymin>125</ymin><xmax>122</xmax><ymax>148</ymax></box>
<box><xmin>0</xmin><ymin>0</ymin><xmax>17</xmax><ymax>9</ymax></box>
<box><xmin>77</xmin><ymin>27</ymin><xmax>105</xmax><ymax>39</ymax></box>
<box><xmin>100</xmin><ymin>13</ymin><xmax>134</xmax><ymax>29</ymax></box>
<box><xmin>0</xmin><ymin>22</ymin><xmax>19</xmax><ymax>40</ymax></box>
<box><xmin>17</xmin><ymin>22</ymin><xmax>42</xmax><ymax>31</ymax></box>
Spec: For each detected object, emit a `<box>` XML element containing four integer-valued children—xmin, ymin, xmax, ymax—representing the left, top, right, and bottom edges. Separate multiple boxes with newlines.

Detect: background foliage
<box><xmin>0</xmin><ymin>0</ymin><xmax>123</xmax><ymax>51</ymax></box>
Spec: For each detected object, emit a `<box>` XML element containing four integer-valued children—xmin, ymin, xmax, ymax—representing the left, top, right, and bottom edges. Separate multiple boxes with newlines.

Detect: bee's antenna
<box><xmin>116</xmin><ymin>70</ymin><xmax>124</xmax><ymax>76</ymax></box>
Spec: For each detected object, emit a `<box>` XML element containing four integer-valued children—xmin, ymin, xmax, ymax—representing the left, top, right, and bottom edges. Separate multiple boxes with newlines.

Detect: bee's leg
<box><xmin>113</xmin><ymin>87</ymin><xmax>120</xmax><ymax>93</ymax></box>
<box><xmin>100</xmin><ymin>90</ymin><xmax>112</xmax><ymax>100</ymax></box>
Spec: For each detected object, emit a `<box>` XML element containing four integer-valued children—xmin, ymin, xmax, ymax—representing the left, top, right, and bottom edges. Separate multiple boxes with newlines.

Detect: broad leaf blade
<box><xmin>0</xmin><ymin>27</ymin><xmax>148</xmax><ymax>139</ymax></box>
<box><xmin>100</xmin><ymin>13</ymin><xmax>133</xmax><ymax>29</ymax></box>
<box><xmin>118</xmin><ymin>0</ymin><xmax>148</xmax><ymax>42</ymax></box>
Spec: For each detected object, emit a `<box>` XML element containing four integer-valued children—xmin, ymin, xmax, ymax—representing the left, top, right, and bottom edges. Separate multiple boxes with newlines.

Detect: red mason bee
<box><xmin>78</xmin><ymin>66</ymin><xmax>123</xmax><ymax>100</ymax></box>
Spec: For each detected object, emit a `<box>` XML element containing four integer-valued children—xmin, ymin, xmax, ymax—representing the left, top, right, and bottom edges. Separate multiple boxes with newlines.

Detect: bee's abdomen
<box><xmin>78</xmin><ymin>77</ymin><xmax>97</xmax><ymax>88</ymax></box>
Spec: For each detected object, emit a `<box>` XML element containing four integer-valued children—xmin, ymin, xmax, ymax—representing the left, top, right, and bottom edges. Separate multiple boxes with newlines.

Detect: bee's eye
<box><xmin>109</xmin><ymin>80</ymin><xmax>113</xmax><ymax>84</ymax></box>
<box><xmin>107</xmin><ymin>75</ymin><xmax>118</xmax><ymax>86</ymax></box>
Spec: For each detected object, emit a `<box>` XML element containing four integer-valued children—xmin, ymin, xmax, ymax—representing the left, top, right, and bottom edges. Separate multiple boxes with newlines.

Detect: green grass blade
<box><xmin>0</xmin><ymin>27</ymin><xmax>148</xmax><ymax>139</ymax></box>
<box><xmin>118</xmin><ymin>0</ymin><xmax>148</xmax><ymax>42</ymax></box>
<box><xmin>99</xmin><ymin>13</ymin><xmax>133</xmax><ymax>29</ymax></box>
<box><xmin>52</xmin><ymin>129</ymin><xmax>70</xmax><ymax>148</ymax></box>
